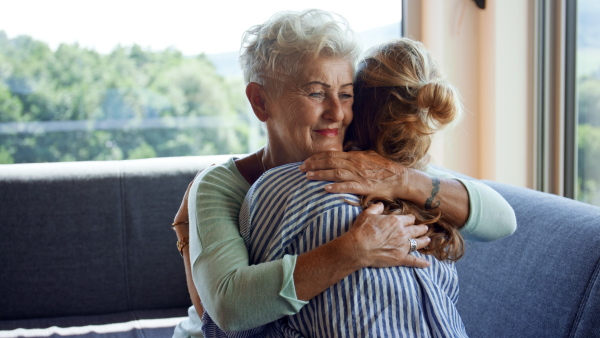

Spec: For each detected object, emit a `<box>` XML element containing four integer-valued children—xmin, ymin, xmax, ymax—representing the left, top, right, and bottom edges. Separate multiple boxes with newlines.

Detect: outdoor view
<box><xmin>0</xmin><ymin>37</ymin><xmax>252</xmax><ymax>163</ymax></box>
<box><xmin>0</xmin><ymin>1</ymin><xmax>402</xmax><ymax>164</ymax></box>
<box><xmin>577</xmin><ymin>0</ymin><xmax>600</xmax><ymax>206</ymax></box>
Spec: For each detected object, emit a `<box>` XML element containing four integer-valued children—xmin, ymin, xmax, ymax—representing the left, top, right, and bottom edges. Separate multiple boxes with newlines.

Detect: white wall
<box><xmin>405</xmin><ymin>0</ymin><xmax>535</xmax><ymax>188</ymax></box>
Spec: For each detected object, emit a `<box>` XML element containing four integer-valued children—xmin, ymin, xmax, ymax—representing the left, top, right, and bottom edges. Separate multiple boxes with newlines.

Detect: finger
<box><xmin>413</xmin><ymin>236</ymin><xmax>431</xmax><ymax>250</ymax></box>
<box><xmin>300</xmin><ymin>154</ymin><xmax>350</xmax><ymax>172</ymax></box>
<box><xmin>321</xmin><ymin>181</ymin><xmax>364</xmax><ymax>195</ymax></box>
<box><xmin>362</xmin><ymin>202</ymin><xmax>384</xmax><ymax>215</ymax></box>
<box><xmin>395</xmin><ymin>214</ymin><xmax>416</xmax><ymax>225</ymax></box>
<box><xmin>402</xmin><ymin>255</ymin><xmax>430</xmax><ymax>269</ymax></box>
<box><xmin>407</xmin><ymin>224</ymin><xmax>429</xmax><ymax>238</ymax></box>
<box><xmin>306</xmin><ymin>168</ymin><xmax>357</xmax><ymax>182</ymax></box>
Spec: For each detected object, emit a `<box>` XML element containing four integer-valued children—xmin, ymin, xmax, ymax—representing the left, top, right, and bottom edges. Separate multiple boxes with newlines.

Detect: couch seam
<box><xmin>119</xmin><ymin>163</ymin><xmax>133</xmax><ymax>311</ymax></box>
<box><xmin>569</xmin><ymin>254</ymin><xmax>600</xmax><ymax>338</ymax></box>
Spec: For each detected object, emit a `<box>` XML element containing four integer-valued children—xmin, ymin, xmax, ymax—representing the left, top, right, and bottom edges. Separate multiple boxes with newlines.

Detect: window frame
<box><xmin>535</xmin><ymin>0</ymin><xmax>577</xmax><ymax>198</ymax></box>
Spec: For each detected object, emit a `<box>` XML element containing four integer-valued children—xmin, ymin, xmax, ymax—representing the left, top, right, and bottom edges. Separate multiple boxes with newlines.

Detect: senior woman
<box><xmin>172</xmin><ymin>9</ymin><xmax>516</xmax><ymax>338</ymax></box>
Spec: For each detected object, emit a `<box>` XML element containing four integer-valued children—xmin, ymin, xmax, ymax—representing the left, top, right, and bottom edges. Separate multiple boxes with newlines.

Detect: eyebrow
<box><xmin>302</xmin><ymin>81</ymin><xmax>354</xmax><ymax>89</ymax></box>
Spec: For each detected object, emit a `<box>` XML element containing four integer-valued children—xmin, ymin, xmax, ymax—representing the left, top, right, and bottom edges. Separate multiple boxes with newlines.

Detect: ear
<box><xmin>246</xmin><ymin>82</ymin><xmax>269</xmax><ymax>122</ymax></box>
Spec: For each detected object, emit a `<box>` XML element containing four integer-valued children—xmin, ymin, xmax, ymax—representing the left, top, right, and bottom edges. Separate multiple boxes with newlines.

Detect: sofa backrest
<box><xmin>456</xmin><ymin>180</ymin><xmax>600</xmax><ymax>338</ymax></box>
<box><xmin>0</xmin><ymin>155</ymin><xmax>233</xmax><ymax>320</ymax></box>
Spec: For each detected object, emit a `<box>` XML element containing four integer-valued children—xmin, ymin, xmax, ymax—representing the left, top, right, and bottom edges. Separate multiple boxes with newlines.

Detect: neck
<box><xmin>234</xmin><ymin>148</ymin><xmax>267</xmax><ymax>185</ymax></box>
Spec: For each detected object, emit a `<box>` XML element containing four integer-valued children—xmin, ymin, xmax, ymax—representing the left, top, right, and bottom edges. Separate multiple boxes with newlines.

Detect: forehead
<box><xmin>294</xmin><ymin>56</ymin><xmax>354</xmax><ymax>85</ymax></box>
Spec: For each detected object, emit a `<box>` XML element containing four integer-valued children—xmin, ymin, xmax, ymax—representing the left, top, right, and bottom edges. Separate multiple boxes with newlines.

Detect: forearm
<box><xmin>404</xmin><ymin>169</ymin><xmax>469</xmax><ymax>227</ymax></box>
<box><xmin>420</xmin><ymin>166</ymin><xmax>517</xmax><ymax>241</ymax></box>
<box><xmin>183</xmin><ymin>246</ymin><xmax>204</xmax><ymax>318</ymax></box>
<box><xmin>293</xmin><ymin>234</ymin><xmax>362</xmax><ymax>301</ymax></box>
<box><xmin>173</xmin><ymin>223</ymin><xmax>204</xmax><ymax>318</ymax></box>
<box><xmin>193</xmin><ymin>243</ymin><xmax>306</xmax><ymax>332</ymax></box>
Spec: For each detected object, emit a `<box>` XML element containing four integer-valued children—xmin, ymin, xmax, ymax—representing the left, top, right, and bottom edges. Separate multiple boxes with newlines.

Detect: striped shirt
<box><xmin>237</xmin><ymin>162</ymin><xmax>468</xmax><ymax>338</ymax></box>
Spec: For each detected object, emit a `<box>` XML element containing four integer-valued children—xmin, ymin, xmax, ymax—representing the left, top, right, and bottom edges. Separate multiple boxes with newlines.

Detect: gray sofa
<box><xmin>1</xmin><ymin>156</ymin><xmax>599</xmax><ymax>338</ymax></box>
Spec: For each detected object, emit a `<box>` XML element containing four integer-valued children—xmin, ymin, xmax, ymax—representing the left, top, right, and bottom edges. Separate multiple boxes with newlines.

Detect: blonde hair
<box><xmin>239</xmin><ymin>9</ymin><xmax>360</xmax><ymax>97</ymax></box>
<box><xmin>347</xmin><ymin>38</ymin><xmax>465</xmax><ymax>261</ymax></box>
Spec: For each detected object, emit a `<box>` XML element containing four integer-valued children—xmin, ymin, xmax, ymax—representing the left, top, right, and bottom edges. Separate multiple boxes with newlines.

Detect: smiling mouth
<box><xmin>314</xmin><ymin>129</ymin><xmax>339</xmax><ymax>137</ymax></box>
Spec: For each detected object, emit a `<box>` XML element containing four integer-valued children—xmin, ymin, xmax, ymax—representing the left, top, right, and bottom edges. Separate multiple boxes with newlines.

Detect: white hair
<box><xmin>239</xmin><ymin>9</ymin><xmax>361</xmax><ymax>96</ymax></box>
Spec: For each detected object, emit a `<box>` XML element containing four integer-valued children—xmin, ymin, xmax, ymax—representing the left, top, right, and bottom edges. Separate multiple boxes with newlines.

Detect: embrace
<box><xmin>171</xmin><ymin>9</ymin><xmax>516</xmax><ymax>338</ymax></box>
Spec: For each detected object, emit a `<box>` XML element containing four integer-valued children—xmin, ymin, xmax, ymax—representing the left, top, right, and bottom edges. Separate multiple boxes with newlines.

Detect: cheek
<box><xmin>287</xmin><ymin>100</ymin><xmax>318</xmax><ymax>126</ymax></box>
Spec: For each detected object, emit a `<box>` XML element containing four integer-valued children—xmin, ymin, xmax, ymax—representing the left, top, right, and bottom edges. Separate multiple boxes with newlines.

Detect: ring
<box><xmin>408</xmin><ymin>238</ymin><xmax>417</xmax><ymax>253</ymax></box>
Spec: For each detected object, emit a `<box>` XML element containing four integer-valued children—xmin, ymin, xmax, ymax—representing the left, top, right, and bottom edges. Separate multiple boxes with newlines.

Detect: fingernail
<box><xmin>325</xmin><ymin>185</ymin><xmax>333</xmax><ymax>190</ymax></box>
<box><xmin>299</xmin><ymin>164</ymin><xmax>305</xmax><ymax>170</ymax></box>
<box><xmin>307</xmin><ymin>171</ymin><xmax>314</xmax><ymax>177</ymax></box>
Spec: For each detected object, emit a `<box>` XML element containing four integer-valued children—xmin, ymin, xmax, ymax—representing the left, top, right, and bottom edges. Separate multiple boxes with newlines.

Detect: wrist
<box><xmin>403</xmin><ymin>169</ymin><xmax>430</xmax><ymax>204</ymax></box>
<box><xmin>387</xmin><ymin>164</ymin><xmax>412</xmax><ymax>200</ymax></box>
<box><xmin>335</xmin><ymin>231</ymin><xmax>368</xmax><ymax>270</ymax></box>
<box><xmin>172</xmin><ymin>221</ymin><xmax>190</xmax><ymax>239</ymax></box>
<box><xmin>177</xmin><ymin>236</ymin><xmax>189</xmax><ymax>257</ymax></box>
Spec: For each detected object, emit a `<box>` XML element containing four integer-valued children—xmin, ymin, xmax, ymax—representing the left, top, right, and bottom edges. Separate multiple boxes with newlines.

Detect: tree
<box><xmin>0</xmin><ymin>31</ymin><xmax>254</xmax><ymax>164</ymax></box>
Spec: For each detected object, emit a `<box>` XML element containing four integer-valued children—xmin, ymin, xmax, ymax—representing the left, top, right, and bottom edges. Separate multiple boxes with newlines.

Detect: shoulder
<box><xmin>192</xmin><ymin>157</ymin><xmax>251</xmax><ymax>203</ymax></box>
<box><xmin>252</xmin><ymin>162</ymin><xmax>306</xmax><ymax>193</ymax></box>
<box><xmin>254</xmin><ymin>162</ymin><xmax>358</xmax><ymax>202</ymax></box>
<box><xmin>248</xmin><ymin>162</ymin><xmax>360</xmax><ymax>220</ymax></box>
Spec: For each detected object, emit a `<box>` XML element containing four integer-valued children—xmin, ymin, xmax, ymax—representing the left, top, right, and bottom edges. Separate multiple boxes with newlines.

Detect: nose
<box><xmin>323</xmin><ymin>96</ymin><xmax>345</xmax><ymax>122</ymax></box>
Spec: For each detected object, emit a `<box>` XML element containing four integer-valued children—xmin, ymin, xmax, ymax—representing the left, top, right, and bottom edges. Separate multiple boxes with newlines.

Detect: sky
<box><xmin>0</xmin><ymin>0</ymin><xmax>403</xmax><ymax>55</ymax></box>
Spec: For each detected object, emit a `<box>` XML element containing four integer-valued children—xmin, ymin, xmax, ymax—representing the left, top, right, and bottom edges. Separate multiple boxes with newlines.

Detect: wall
<box><xmin>404</xmin><ymin>0</ymin><xmax>535</xmax><ymax>188</ymax></box>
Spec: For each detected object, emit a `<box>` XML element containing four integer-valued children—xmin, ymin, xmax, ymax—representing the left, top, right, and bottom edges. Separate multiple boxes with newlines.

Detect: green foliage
<box><xmin>0</xmin><ymin>31</ymin><xmax>256</xmax><ymax>164</ymax></box>
<box><xmin>578</xmin><ymin>76</ymin><xmax>600</xmax><ymax>126</ymax></box>
<box><xmin>577</xmin><ymin>124</ymin><xmax>600</xmax><ymax>205</ymax></box>
<box><xmin>577</xmin><ymin>59</ymin><xmax>600</xmax><ymax>205</ymax></box>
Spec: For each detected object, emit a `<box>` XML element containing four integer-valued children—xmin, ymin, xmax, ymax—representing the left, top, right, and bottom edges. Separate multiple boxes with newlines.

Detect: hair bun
<box><xmin>416</xmin><ymin>81</ymin><xmax>459</xmax><ymax>127</ymax></box>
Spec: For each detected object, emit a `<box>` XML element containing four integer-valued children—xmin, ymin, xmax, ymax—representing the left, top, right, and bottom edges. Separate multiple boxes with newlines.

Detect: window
<box><xmin>0</xmin><ymin>1</ymin><xmax>402</xmax><ymax>164</ymax></box>
<box><xmin>576</xmin><ymin>0</ymin><xmax>600</xmax><ymax>206</ymax></box>
<box><xmin>536</xmin><ymin>0</ymin><xmax>600</xmax><ymax>207</ymax></box>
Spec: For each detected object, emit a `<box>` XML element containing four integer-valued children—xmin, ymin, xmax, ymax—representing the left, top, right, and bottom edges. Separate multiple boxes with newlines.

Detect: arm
<box><xmin>426</xmin><ymin>166</ymin><xmax>517</xmax><ymax>241</ymax></box>
<box><xmin>293</xmin><ymin>204</ymin><xmax>429</xmax><ymax>300</ymax></box>
<box><xmin>172</xmin><ymin>177</ymin><xmax>203</xmax><ymax>319</ymax></box>
<box><xmin>300</xmin><ymin>150</ymin><xmax>469</xmax><ymax>226</ymax></box>
<box><xmin>187</xmin><ymin>162</ymin><xmax>430</xmax><ymax>332</ymax></box>
<box><xmin>173</xmin><ymin>225</ymin><xmax>203</xmax><ymax>316</ymax></box>
<box><xmin>301</xmin><ymin>150</ymin><xmax>516</xmax><ymax>239</ymax></box>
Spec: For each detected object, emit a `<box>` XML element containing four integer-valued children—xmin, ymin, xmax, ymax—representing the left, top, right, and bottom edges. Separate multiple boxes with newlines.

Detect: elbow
<box><xmin>497</xmin><ymin>199</ymin><xmax>518</xmax><ymax>239</ymax></box>
<box><xmin>485</xmin><ymin>205</ymin><xmax>518</xmax><ymax>242</ymax></box>
<box><xmin>208</xmin><ymin>298</ymin><xmax>249</xmax><ymax>332</ymax></box>
<box><xmin>502</xmin><ymin>209</ymin><xmax>518</xmax><ymax>238</ymax></box>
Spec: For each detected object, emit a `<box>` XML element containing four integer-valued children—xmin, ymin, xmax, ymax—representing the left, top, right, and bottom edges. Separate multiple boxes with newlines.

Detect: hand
<box><xmin>346</xmin><ymin>202</ymin><xmax>430</xmax><ymax>269</ymax></box>
<box><xmin>300</xmin><ymin>150</ymin><xmax>410</xmax><ymax>201</ymax></box>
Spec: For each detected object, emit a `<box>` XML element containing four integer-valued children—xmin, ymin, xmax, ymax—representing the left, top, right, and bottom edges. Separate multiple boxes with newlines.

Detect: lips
<box><xmin>314</xmin><ymin>128</ymin><xmax>339</xmax><ymax>137</ymax></box>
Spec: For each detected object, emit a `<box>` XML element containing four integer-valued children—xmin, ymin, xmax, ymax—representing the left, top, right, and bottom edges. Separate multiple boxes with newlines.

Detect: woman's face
<box><xmin>265</xmin><ymin>56</ymin><xmax>354</xmax><ymax>164</ymax></box>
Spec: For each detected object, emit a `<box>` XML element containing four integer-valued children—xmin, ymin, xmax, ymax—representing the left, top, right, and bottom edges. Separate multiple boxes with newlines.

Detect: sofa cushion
<box><xmin>456</xmin><ymin>180</ymin><xmax>600</xmax><ymax>337</ymax></box>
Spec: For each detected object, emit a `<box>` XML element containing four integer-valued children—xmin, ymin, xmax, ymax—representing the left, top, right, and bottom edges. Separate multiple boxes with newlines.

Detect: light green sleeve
<box><xmin>425</xmin><ymin>166</ymin><xmax>517</xmax><ymax>242</ymax></box>
<box><xmin>187</xmin><ymin>159</ymin><xmax>307</xmax><ymax>332</ymax></box>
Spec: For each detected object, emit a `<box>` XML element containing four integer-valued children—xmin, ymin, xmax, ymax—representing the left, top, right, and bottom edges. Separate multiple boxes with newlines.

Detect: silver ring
<box><xmin>409</xmin><ymin>238</ymin><xmax>417</xmax><ymax>253</ymax></box>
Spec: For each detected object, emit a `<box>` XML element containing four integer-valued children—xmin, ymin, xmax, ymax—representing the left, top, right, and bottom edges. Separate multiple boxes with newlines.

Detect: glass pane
<box><xmin>0</xmin><ymin>1</ymin><xmax>402</xmax><ymax>164</ymax></box>
<box><xmin>577</xmin><ymin>0</ymin><xmax>600</xmax><ymax>206</ymax></box>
